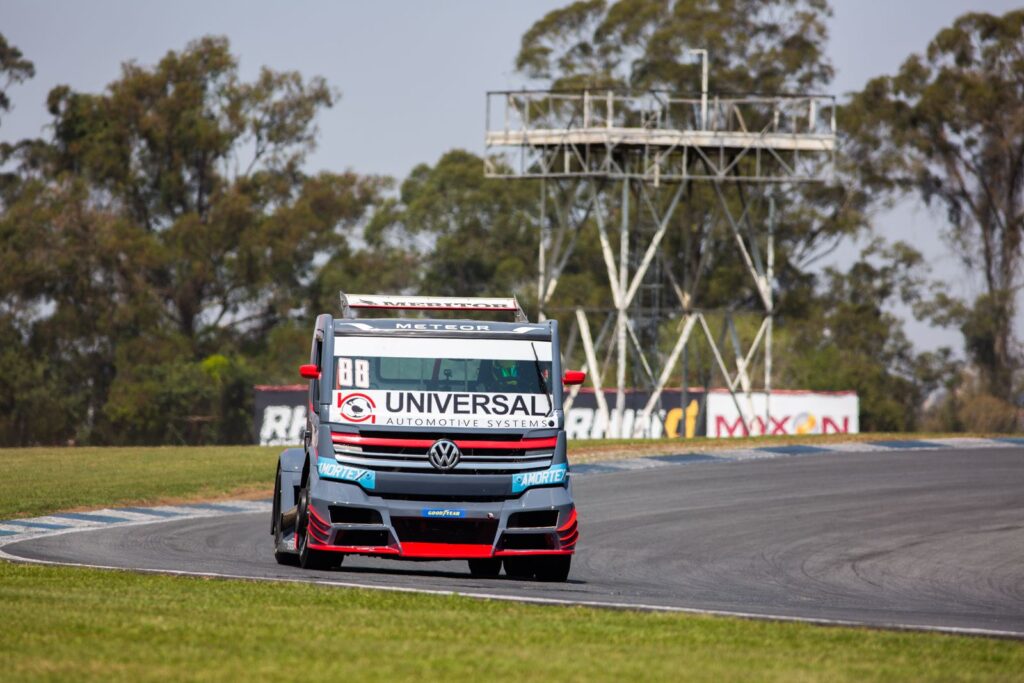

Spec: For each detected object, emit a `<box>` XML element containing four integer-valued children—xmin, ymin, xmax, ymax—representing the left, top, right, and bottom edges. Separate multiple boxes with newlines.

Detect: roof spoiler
<box><xmin>339</xmin><ymin>292</ymin><xmax>529</xmax><ymax>323</ymax></box>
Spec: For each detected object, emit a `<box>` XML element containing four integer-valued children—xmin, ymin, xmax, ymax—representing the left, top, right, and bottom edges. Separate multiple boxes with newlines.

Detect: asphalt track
<box><xmin>6</xmin><ymin>447</ymin><xmax>1024</xmax><ymax>636</ymax></box>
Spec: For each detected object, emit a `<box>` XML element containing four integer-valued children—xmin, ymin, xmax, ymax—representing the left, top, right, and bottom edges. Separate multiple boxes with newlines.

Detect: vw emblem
<box><xmin>427</xmin><ymin>439</ymin><xmax>461</xmax><ymax>471</ymax></box>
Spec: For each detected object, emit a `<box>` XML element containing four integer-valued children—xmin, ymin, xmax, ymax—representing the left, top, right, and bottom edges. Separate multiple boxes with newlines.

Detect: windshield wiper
<box><xmin>531</xmin><ymin>342</ymin><xmax>554</xmax><ymax>417</ymax></box>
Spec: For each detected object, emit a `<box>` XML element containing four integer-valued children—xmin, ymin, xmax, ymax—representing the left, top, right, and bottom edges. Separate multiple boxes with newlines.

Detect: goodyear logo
<box><xmin>317</xmin><ymin>458</ymin><xmax>376</xmax><ymax>490</ymax></box>
<box><xmin>422</xmin><ymin>508</ymin><xmax>466</xmax><ymax>518</ymax></box>
<box><xmin>512</xmin><ymin>463</ymin><xmax>568</xmax><ymax>494</ymax></box>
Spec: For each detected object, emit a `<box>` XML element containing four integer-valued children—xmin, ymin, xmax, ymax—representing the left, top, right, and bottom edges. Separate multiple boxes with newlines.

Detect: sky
<box><xmin>2</xmin><ymin>0</ymin><xmax>1021</xmax><ymax>352</ymax></box>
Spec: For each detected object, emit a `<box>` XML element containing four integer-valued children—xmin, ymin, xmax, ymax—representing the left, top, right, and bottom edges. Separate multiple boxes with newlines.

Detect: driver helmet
<box><xmin>492</xmin><ymin>359</ymin><xmax>519</xmax><ymax>380</ymax></box>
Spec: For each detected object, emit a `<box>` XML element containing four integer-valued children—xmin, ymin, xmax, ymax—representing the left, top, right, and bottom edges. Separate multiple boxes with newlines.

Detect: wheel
<box><xmin>296</xmin><ymin>489</ymin><xmax>337</xmax><ymax>571</ymax></box>
<box><xmin>272</xmin><ymin>469</ymin><xmax>299</xmax><ymax>566</ymax></box>
<box><xmin>271</xmin><ymin>469</ymin><xmax>280</xmax><ymax>536</ymax></box>
<box><xmin>502</xmin><ymin>557</ymin><xmax>534</xmax><ymax>579</ymax></box>
<box><xmin>533</xmin><ymin>555</ymin><xmax>571</xmax><ymax>582</ymax></box>
<box><xmin>274</xmin><ymin>549</ymin><xmax>299</xmax><ymax>566</ymax></box>
<box><xmin>467</xmin><ymin>558</ymin><xmax>502</xmax><ymax>578</ymax></box>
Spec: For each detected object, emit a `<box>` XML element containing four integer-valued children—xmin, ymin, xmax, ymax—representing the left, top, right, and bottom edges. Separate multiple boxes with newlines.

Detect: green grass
<box><xmin>0</xmin><ymin>433</ymin><xmax>998</xmax><ymax>519</ymax></box>
<box><xmin>1</xmin><ymin>562</ymin><xmax>1021</xmax><ymax>682</ymax></box>
<box><xmin>0</xmin><ymin>446</ymin><xmax>279</xmax><ymax>519</ymax></box>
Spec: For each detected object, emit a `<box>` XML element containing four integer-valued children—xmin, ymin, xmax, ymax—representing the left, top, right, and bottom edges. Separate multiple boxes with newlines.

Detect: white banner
<box><xmin>705</xmin><ymin>391</ymin><xmax>859</xmax><ymax>438</ymax></box>
<box><xmin>258</xmin><ymin>404</ymin><xmax>307</xmax><ymax>446</ymax></box>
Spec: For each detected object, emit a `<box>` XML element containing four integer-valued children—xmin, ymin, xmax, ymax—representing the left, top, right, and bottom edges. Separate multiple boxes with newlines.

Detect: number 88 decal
<box><xmin>337</xmin><ymin>358</ymin><xmax>370</xmax><ymax>388</ymax></box>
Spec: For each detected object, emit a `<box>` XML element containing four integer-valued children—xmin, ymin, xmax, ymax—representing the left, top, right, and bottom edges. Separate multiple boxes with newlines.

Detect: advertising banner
<box><xmin>704</xmin><ymin>389</ymin><xmax>859</xmax><ymax>438</ymax></box>
<box><xmin>562</xmin><ymin>390</ymin><xmax>705</xmax><ymax>440</ymax></box>
<box><xmin>254</xmin><ymin>385</ymin><xmax>307</xmax><ymax>447</ymax></box>
<box><xmin>254</xmin><ymin>386</ymin><xmax>859</xmax><ymax>445</ymax></box>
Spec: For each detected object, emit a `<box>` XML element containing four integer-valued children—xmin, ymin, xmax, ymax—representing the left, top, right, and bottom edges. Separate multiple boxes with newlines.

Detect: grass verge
<box><xmin>1</xmin><ymin>562</ymin><xmax>1021</xmax><ymax>682</ymax></box>
<box><xmin>0</xmin><ymin>446</ymin><xmax>279</xmax><ymax>519</ymax></box>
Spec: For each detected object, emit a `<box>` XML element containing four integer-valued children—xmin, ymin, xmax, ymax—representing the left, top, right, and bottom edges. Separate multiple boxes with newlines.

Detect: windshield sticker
<box><xmin>330</xmin><ymin>390</ymin><xmax>553</xmax><ymax>429</ymax></box>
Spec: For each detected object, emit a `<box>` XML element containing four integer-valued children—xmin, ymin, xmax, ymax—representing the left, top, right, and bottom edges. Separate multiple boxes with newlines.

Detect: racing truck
<box><xmin>271</xmin><ymin>293</ymin><xmax>583</xmax><ymax>581</ymax></box>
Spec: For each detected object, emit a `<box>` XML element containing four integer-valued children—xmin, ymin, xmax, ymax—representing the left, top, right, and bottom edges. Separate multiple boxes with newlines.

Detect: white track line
<box><xmin>596</xmin><ymin>457</ymin><xmax>671</xmax><ymax>470</ymax></box>
<box><xmin>927</xmin><ymin>437</ymin><xmax>1015</xmax><ymax>449</ymax></box>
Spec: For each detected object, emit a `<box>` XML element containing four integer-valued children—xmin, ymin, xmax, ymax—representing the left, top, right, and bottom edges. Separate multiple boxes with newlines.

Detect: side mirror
<box><xmin>562</xmin><ymin>370</ymin><xmax>586</xmax><ymax>386</ymax></box>
<box><xmin>299</xmin><ymin>364</ymin><xmax>321</xmax><ymax>380</ymax></box>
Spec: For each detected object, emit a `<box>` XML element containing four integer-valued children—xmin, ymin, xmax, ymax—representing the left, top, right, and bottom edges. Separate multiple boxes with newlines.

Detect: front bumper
<box><xmin>304</xmin><ymin>478</ymin><xmax>577</xmax><ymax>560</ymax></box>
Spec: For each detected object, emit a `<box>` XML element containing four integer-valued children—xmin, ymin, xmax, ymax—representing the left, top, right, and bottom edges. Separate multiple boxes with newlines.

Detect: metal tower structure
<box><xmin>484</xmin><ymin>82</ymin><xmax>836</xmax><ymax>438</ymax></box>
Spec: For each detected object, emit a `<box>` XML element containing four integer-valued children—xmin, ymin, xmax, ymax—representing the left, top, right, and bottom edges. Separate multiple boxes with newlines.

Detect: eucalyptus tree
<box><xmin>0</xmin><ymin>37</ymin><xmax>383</xmax><ymax>444</ymax></box>
<box><xmin>845</xmin><ymin>10</ymin><xmax>1024</xmax><ymax>400</ymax></box>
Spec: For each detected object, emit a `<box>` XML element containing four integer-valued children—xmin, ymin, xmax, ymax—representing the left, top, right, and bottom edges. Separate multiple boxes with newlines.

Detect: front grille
<box><xmin>332</xmin><ymin>430</ymin><xmax>556</xmax><ymax>475</ymax></box>
<box><xmin>364</xmin><ymin>445</ymin><xmax>537</xmax><ymax>457</ymax></box>
<box><xmin>377</xmin><ymin>492</ymin><xmax>514</xmax><ymax>503</ymax></box>
<box><xmin>392</xmin><ymin>517</ymin><xmax>498</xmax><ymax>545</ymax></box>
<box><xmin>333</xmin><ymin>450</ymin><xmax>552</xmax><ymax>474</ymax></box>
<box><xmin>359</xmin><ymin>431</ymin><xmax>522</xmax><ymax>441</ymax></box>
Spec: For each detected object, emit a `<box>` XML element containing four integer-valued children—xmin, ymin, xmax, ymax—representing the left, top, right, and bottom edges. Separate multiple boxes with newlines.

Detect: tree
<box><xmin>42</xmin><ymin>36</ymin><xmax>385</xmax><ymax>346</ymax></box>
<box><xmin>363</xmin><ymin>150</ymin><xmax>544</xmax><ymax>302</ymax></box>
<box><xmin>0</xmin><ymin>36</ymin><xmax>384</xmax><ymax>445</ymax></box>
<box><xmin>360</xmin><ymin>149</ymin><xmax>618</xmax><ymax>325</ymax></box>
<box><xmin>0</xmin><ymin>33</ymin><xmax>38</xmax><ymax>206</ymax></box>
<box><xmin>400</xmin><ymin>150</ymin><xmax>542</xmax><ymax>298</ymax></box>
<box><xmin>844</xmin><ymin>10</ymin><xmax>1024</xmax><ymax>400</ymax></box>
<box><xmin>517</xmin><ymin>0</ymin><xmax>832</xmax><ymax>93</ymax></box>
<box><xmin>0</xmin><ymin>33</ymin><xmax>34</xmax><ymax>127</ymax></box>
<box><xmin>0</xmin><ymin>35</ymin><xmax>58</xmax><ymax>445</ymax></box>
<box><xmin>782</xmin><ymin>240</ymin><xmax>956</xmax><ymax>430</ymax></box>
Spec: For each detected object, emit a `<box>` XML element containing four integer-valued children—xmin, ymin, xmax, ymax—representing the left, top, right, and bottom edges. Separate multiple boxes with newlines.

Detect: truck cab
<box><xmin>271</xmin><ymin>293</ymin><xmax>582</xmax><ymax>581</ymax></box>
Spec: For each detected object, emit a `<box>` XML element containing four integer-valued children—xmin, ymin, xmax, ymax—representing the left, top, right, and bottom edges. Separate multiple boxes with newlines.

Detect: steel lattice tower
<box><xmin>484</xmin><ymin>77</ymin><xmax>836</xmax><ymax>438</ymax></box>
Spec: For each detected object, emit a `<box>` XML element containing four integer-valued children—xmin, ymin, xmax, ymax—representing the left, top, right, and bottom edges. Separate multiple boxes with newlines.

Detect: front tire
<box><xmin>272</xmin><ymin>468</ymin><xmax>298</xmax><ymax>566</ymax></box>
<box><xmin>297</xmin><ymin>489</ymin><xmax>337</xmax><ymax>571</ymax></box>
<box><xmin>534</xmin><ymin>555</ymin><xmax>571</xmax><ymax>582</ymax></box>
<box><xmin>502</xmin><ymin>556</ymin><xmax>534</xmax><ymax>579</ymax></box>
<box><xmin>468</xmin><ymin>558</ymin><xmax>502</xmax><ymax>578</ymax></box>
<box><xmin>503</xmin><ymin>555</ymin><xmax>571</xmax><ymax>581</ymax></box>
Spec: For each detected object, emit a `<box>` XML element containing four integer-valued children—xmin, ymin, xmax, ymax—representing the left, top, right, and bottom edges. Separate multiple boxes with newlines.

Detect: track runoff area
<box><xmin>3</xmin><ymin>438</ymin><xmax>1023</xmax><ymax>639</ymax></box>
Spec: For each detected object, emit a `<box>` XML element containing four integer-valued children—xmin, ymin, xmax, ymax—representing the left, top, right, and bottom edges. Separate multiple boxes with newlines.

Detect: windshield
<box><xmin>330</xmin><ymin>336</ymin><xmax>554</xmax><ymax>430</ymax></box>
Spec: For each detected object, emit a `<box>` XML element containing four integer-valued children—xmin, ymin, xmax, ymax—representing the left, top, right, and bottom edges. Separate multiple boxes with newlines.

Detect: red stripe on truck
<box><xmin>331</xmin><ymin>433</ymin><xmax>557</xmax><ymax>450</ymax></box>
<box><xmin>399</xmin><ymin>542</ymin><xmax>494</xmax><ymax>559</ymax></box>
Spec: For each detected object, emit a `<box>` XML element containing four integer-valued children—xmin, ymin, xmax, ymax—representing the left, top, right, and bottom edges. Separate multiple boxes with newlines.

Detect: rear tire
<box><xmin>534</xmin><ymin>555</ymin><xmax>571</xmax><ymax>582</ymax></box>
<box><xmin>467</xmin><ymin>558</ymin><xmax>502</xmax><ymax>578</ymax></box>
